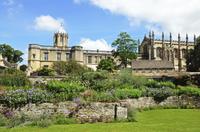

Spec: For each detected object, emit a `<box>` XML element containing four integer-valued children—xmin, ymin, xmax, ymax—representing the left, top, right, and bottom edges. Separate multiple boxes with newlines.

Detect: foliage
<box><xmin>177</xmin><ymin>86</ymin><xmax>200</xmax><ymax>97</ymax></box>
<box><xmin>117</xmin><ymin>69</ymin><xmax>148</xmax><ymax>88</ymax></box>
<box><xmin>0</xmin><ymin>114</ymin><xmax>8</xmax><ymax>126</ymax></box>
<box><xmin>19</xmin><ymin>65</ymin><xmax>28</xmax><ymax>72</ymax></box>
<box><xmin>53</xmin><ymin>60</ymin><xmax>92</xmax><ymax>75</ymax></box>
<box><xmin>47</xmin><ymin>80</ymin><xmax>85</xmax><ymax>93</ymax></box>
<box><xmin>52</xmin><ymin>61</ymin><xmax>68</xmax><ymax>75</ymax></box>
<box><xmin>53</xmin><ymin>115</ymin><xmax>77</xmax><ymax>125</ymax></box>
<box><xmin>0</xmin><ymin>44</ymin><xmax>23</xmax><ymax>63</ymax></box>
<box><xmin>47</xmin><ymin>80</ymin><xmax>85</xmax><ymax>101</ymax></box>
<box><xmin>97</xmin><ymin>57</ymin><xmax>116</xmax><ymax>72</ymax></box>
<box><xmin>112</xmin><ymin>32</ymin><xmax>137</xmax><ymax>68</ymax></box>
<box><xmin>6</xmin><ymin>113</ymin><xmax>29</xmax><ymax>128</ymax></box>
<box><xmin>31</xmin><ymin>119</ymin><xmax>52</xmax><ymax>128</ymax></box>
<box><xmin>37</xmin><ymin>67</ymin><xmax>55</xmax><ymax>76</ymax></box>
<box><xmin>127</xmin><ymin>106</ymin><xmax>137</xmax><ymax>122</ymax></box>
<box><xmin>145</xmin><ymin>88</ymin><xmax>177</xmax><ymax>102</ymax></box>
<box><xmin>114</xmin><ymin>88</ymin><xmax>142</xmax><ymax>99</ymax></box>
<box><xmin>186</xmin><ymin>36</ymin><xmax>200</xmax><ymax>71</ymax></box>
<box><xmin>0</xmin><ymin>89</ymin><xmax>52</xmax><ymax>108</ymax></box>
<box><xmin>0</xmin><ymin>69</ymin><xmax>30</xmax><ymax>87</ymax></box>
<box><xmin>93</xmin><ymin>92</ymin><xmax>118</xmax><ymax>102</ymax></box>
<box><xmin>145</xmin><ymin>79</ymin><xmax>175</xmax><ymax>89</ymax></box>
<box><xmin>82</xmin><ymin>71</ymin><xmax>113</xmax><ymax>91</ymax></box>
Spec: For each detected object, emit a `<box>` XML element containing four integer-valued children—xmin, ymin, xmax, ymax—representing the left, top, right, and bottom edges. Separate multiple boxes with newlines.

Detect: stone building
<box><xmin>136</xmin><ymin>32</ymin><xmax>196</xmax><ymax>72</ymax></box>
<box><xmin>0</xmin><ymin>53</ymin><xmax>18</xmax><ymax>69</ymax></box>
<box><xmin>28</xmin><ymin>26</ymin><xmax>112</xmax><ymax>72</ymax></box>
<box><xmin>0</xmin><ymin>54</ymin><xmax>4</xmax><ymax>69</ymax></box>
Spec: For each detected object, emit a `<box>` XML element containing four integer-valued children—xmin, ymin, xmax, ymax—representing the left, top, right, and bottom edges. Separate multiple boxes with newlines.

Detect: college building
<box><xmin>28</xmin><ymin>26</ymin><xmax>112</xmax><ymax>72</ymax></box>
<box><xmin>132</xmin><ymin>32</ymin><xmax>196</xmax><ymax>74</ymax></box>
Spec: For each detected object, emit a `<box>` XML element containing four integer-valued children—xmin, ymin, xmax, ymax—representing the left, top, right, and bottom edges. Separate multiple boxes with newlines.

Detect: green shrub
<box><xmin>178</xmin><ymin>86</ymin><xmax>200</xmax><ymax>97</ymax></box>
<box><xmin>0</xmin><ymin>114</ymin><xmax>8</xmax><ymax>126</ymax></box>
<box><xmin>53</xmin><ymin>60</ymin><xmax>92</xmax><ymax>76</ymax></box>
<box><xmin>53</xmin><ymin>115</ymin><xmax>77</xmax><ymax>125</ymax></box>
<box><xmin>37</xmin><ymin>67</ymin><xmax>55</xmax><ymax>76</ymax></box>
<box><xmin>127</xmin><ymin>106</ymin><xmax>137</xmax><ymax>122</ymax></box>
<box><xmin>31</xmin><ymin>118</ymin><xmax>52</xmax><ymax>128</ymax></box>
<box><xmin>47</xmin><ymin>80</ymin><xmax>85</xmax><ymax>93</ymax></box>
<box><xmin>117</xmin><ymin>69</ymin><xmax>148</xmax><ymax>88</ymax></box>
<box><xmin>6</xmin><ymin>114</ymin><xmax>29</xmax><ymax>128</ymax></box>
<box><xmin>0</xmin><ymin>69</ymin><xmax>30</xmax><ymax>87</ymax></box>
<box><xmin>145</xmin><ymin>88</ymin><xmax>177</xmax><ymax>102</ymax></box>
<box><xmin>114</xmin><ymin>88</ymin><xmax>142</xmax><ymax>99</ymax></box>
<box><xmin>145</xmin><ymin>79</ymin><xmax>159</xmax><ymax>88</ymax></box>
<box><xmin>159</xmin><ymin>81</ymin><xmax>176</xmax><ymax>89</ymax></box>
<box><xmin>145</xmin><ymin>79</ymin><xmax>175</xmax><ymax>89</ymax></box>
<box><xmin>82</xmin><ymin>71</ymin><xmax>112</xmax><ymax>91</ymax></box>
<box><xmin>47</xmin><ymin>80</ymin><xmax>86</xmax><ymax>101</ymax></box>
<box><xmin>0</xmin><ymin>89</ymin><xmax>52</xmax><ymax>108</ymax></box>
<box><xmin>91</xmin><ymin>92</ymin><xmax>118</xmax><ymax>102</ymax></box>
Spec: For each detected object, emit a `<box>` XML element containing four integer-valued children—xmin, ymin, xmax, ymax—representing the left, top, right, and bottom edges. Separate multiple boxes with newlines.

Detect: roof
<box><xmin>132</xmin><ymin>60</ymin><xmax>174</xmax><ymax>70</ymax></box>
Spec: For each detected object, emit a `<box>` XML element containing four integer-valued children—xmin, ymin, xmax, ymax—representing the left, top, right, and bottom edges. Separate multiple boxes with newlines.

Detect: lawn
<box><xmin>0</xmin><ymin>109</ymin><xmax>200</xmax><ymax>132</ymax></box>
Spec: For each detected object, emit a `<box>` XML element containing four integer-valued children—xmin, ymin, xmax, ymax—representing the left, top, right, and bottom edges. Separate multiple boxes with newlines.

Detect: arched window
<box><xmin>174</xmin><ymin>48</ymin><xmax>178</xmax><ymax>58</ymax></box>
<box><xmin>182</xmin><ymin>49</ymin><xmax>186</xmax><ymax>58</ymax></box>
<box><xmin>167</xmin><ymin>50</ymin><xmax>170</xmax><ymax>61</ymax></box>
<box><xmin>156</xmin><ymin>47</ymin><xmax>162</xmax><ymax>58</ymax></box>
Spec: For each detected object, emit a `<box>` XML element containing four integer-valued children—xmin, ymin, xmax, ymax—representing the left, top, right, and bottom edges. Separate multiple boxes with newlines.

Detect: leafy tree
<box><xmin>186</xmin><ymin>36</ymin><xmax>200</xmax><ymax>72</ymax></box>
<box><xmin>52</xmin><ymin>60</ymin><xmax>92</xmax><ymax>75</ymax></box>
<box><xmin>20</xmin><ymin>64</ymin><xmax>28</xmax><ymax>72</ymax></box>
<box><xmin>0</xmin><ymin>44</ymin><xmax>23</xmax><ymax>63</ymax></box>
<box><xmin>37</xmin><ymin>67</ymin><xmax>55</xmax><ymax>76</ymax></box>
<box><xmin>97</xmin><ymin>57</ymin><xmax>116</xmax><ymax>72</ymax></box>
<box><xmin>112</xmin><ymin>32</ymin><xmax>137</xmax><ymax>68</ymax></box>
<box><xmin>52</xmin><ymin>61</ymin><xmax>68</xmax><ymax>75</ymax></box>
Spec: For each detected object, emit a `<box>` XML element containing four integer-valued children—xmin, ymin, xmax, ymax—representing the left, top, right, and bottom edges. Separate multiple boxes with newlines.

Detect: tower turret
<box><xmin>54</xmin><ymin>24</ymin><xmax>68</xmax><ymax>48</ymax></box>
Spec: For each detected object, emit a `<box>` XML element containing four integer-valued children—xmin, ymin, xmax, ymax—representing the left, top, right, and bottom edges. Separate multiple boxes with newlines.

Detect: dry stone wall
<box><xmin>0</xmin><ymin>96</ymin><xmax>200</xmax><ymax>123</ymax></box>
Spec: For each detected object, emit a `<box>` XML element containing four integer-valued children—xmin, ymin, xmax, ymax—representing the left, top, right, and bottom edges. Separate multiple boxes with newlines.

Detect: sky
<box><xmin>0</xmin><ymin>0</ymin><xmax>200</xmax><ymax>64</ymax></box>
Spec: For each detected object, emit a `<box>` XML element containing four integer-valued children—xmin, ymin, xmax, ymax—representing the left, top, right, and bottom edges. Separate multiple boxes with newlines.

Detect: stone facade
<box><xmin>1</xmin><ymin>96</ymin><xmax>199</xmax><ymax>123</ymax></box>
<box><xmin>28</xmin><ymin>25</ymin><xmax>112</xmax><ymax>73</ymax></box>
<box><xmin>139</xmin><ymin>32</ymin><xmax>195</xmax><ymax>72</ymax></box>
<box><xmin>0</xmin><ymin>54</ymin><xmax>4</xmax><ymax>68</ymax></box>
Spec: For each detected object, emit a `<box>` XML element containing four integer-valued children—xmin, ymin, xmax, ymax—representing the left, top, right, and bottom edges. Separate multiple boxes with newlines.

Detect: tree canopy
<box><xmin>112</xmin><ymin>32</ymin><xmax>137</xmax><ymax>68</ymax></box>
<box><xmin>0</xmin><ymin>44</ymin><xmax>23</xmax><ymax>63</ymax></box>
<box><xmin>186</xmin><ymin>36</ymin><xmax>200</xmax><ymax>72</ymax></box>
<box><xmin>97</xmin><ymin>57</ymin><xmax>116</xmax><ymax>72</ymax></box>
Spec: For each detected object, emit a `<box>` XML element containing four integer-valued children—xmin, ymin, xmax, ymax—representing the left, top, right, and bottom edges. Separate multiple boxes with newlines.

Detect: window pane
<box><xmin>88</xmin><ymin>56</ymin><xmax>92</xmax><ymax>64</ymax></box>
<box><xmin>44</xmin><ymin>53</ymin><xmax>48</xmax><ymax>61</ymax></box>
<box><xmin>57</xmin><ymin>53</ymin><xmax>61</xmax><ymax>61</ymax></box>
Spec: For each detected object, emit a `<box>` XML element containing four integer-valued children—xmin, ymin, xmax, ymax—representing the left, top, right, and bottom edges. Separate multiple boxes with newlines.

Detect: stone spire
<box><xmin>194</xmin><ymin>34</ymin><xmax>196</xmax><ymax>45</ymax></box>
<box><xmin>162</xmin><ymin>32</ymin><xmax>165</xmax><ymax>60</ymax></box>
<box><xmin>178</xmin><ymin>33</ymin><xmax>181</xmax><ymax>72</ymax></box>
<box><xmin>170</xmin><ymin>32</ymin><xmax>172</xmax><ymax>46</ymax></box>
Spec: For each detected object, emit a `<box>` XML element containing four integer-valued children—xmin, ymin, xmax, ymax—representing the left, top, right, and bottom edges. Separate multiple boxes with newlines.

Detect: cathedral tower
<box><xmin>54</xmin><ymin>24</ymin><xmax>68</xmax><ymax>48</ymax></box>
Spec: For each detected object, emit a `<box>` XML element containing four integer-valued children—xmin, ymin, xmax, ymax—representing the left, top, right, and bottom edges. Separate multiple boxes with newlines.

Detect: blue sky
<box><xmin>0</xmin><ymin>0</ymin><xmax>199</xmax><ymax>64</ymax></box>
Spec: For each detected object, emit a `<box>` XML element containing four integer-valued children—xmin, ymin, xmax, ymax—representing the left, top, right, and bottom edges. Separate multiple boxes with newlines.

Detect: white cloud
<box><xmin>73</xmin><ymin>0</ymin><xmax>82</xmax><ymax>4</ymax></box>
<box><xmin>34</xmin><ymin>15</ymin><xmax>64</xmax><ymax>32</ymax></box>
<box><xmin>3</xmin><ymin>0</ymin><xmax>23</xmax><ymax>16</ymax></box>
<box><xmin>78</xmin><ymin>0</ymin><xmax>200</xmax><ymax>36</ymax></box>
<box><xmin>78</xmin><ymin>38</ymin><xmax>112</xmax><ymax>51</ymax></box>
<box><xmin>3</xmin><ymin>0</ymin><xmax>14</xmax><ymax>6</ymax></box>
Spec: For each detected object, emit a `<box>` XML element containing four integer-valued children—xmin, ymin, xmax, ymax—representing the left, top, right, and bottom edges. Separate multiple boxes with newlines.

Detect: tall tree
<box><xmin>186</xmin><ymin>36</ymin><xmax>200</xmax><ymax>72</ymax></box>
<box><xmin>112</xmin><ymin>32</ymin><xmax>137</xmax><ymax>68</ymax></box>
<box><xmin>0</xmin><ymin>44</ymin><xmax>23</xmax><ymax>63</ymax></box>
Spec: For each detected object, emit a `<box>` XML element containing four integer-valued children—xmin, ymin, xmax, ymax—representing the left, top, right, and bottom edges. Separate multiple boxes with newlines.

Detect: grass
<box><xmin>0</xmin><ymin>109</ymin><xmax>200</xmax><ymax>132</ymax></box>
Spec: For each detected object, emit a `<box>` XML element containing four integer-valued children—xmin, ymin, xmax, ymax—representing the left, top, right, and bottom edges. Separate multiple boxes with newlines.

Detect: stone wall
<box><xmin>1</xmin><ymin>96</ymin><xmax>200</xmax><ymax>123</ymax></box>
